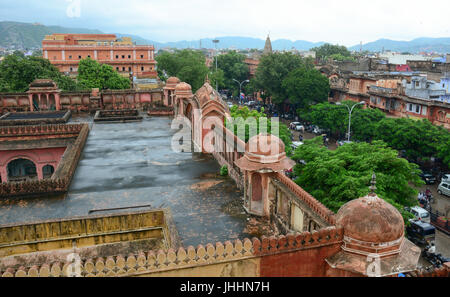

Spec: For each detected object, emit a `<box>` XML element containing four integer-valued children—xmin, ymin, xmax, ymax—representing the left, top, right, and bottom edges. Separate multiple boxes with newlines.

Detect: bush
<box><xmin>220</xmin><ymin>165</ymin><xmax>228</xmax><ymax>177</ymax></box>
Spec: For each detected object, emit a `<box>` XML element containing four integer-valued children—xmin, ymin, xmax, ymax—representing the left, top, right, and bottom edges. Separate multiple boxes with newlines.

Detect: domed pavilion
<box><xmin>326</xmin><ymin>175</ymin><xmax>421</xmax><ymax>277</ymax></box>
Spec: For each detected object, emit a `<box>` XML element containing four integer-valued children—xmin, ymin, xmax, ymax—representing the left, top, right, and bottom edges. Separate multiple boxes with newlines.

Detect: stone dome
<box><xmin>174</xmin><ymin>82</ymin><xmax>193</xmax><ymax>97</ymax></box>
<box><xmin>166</xmin><ymin>77</ymin><xmax>180</xmax><ymax>84</ymax></box>
<box><xmin>175</xmin><ymin>82</ymin><xmax>192</xmax><ymax>91</ymax></box>
<box><xmin>235</xmin><ymin>133</ymin><xmax>295</xmax><ymax>172</ymax></box>
<box><xmin>336</xmin><ymin>194</ymin><xmax>404</xmax><ymax>244</ymax></box>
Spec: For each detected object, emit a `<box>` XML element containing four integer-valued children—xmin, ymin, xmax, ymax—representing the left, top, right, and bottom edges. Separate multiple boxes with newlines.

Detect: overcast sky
<box><xmin>1</xmin><ymin>0</ymin><xmax>449</xmax><ymax>46</ymax></box>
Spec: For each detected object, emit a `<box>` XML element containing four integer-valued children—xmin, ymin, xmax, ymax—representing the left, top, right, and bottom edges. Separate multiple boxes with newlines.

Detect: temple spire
<box><xmin>263</xmin><ymin>34</ymin><xmax>273</xmax><ymax>55</ymax></box>
<box><xmin>369</xmin><ymin>173</ymin><xmax>377</xmax><ymax>196</ymax></box>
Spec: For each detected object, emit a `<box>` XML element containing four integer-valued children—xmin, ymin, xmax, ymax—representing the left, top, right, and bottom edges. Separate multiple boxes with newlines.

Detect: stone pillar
<box><xmin>36</xmin><ymin>164</ymin><xmax>44</xmax><ymax>180</ymax></box>
<box><xmin>0</xmin><ymin>166</ymin><xmax>8</xmax><ymax>183</ymax></box>
<box><xmin>45</xmin><ymin>94</ymin><xmax>49</xmax><ymax>110</ymax></box>
<box><xmin>28</xmin><ymin>94</ymin><xmax>34</xmax><ymax>112</ymax></box>
<box><xmin>55</xmin><ymin>93</ymin><xmax>61</xmax><ymax>110</ymax></box>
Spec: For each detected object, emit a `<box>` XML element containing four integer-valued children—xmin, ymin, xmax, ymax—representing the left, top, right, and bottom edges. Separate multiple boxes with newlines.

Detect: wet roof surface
<box><xmin>0</xmin><ymin>116</ymin><xmax>247</xmax><ymax>247</ymax></box>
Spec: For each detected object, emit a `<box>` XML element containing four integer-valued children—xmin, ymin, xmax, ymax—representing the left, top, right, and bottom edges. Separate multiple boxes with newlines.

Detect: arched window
<box><xmin>42</xmin><ymin>165</ymin><xmax>55</xmax><ymax>179</ymax></box>
<box><xmin>7</xmin><ymin>158</ymin><xmax>37</xmax><ymax>182</ymax></box>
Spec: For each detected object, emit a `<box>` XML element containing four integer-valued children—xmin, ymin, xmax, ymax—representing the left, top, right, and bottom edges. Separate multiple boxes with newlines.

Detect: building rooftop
<box><xmin>0</xmin><ymin>117</ymin><xmax>247</xmax><ymax>247</ymax></box>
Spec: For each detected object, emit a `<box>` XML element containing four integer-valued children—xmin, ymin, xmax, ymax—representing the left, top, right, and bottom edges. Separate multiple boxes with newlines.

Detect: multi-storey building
<box><xmin>329</xmin><ymin>72</ymin><xmax>450</xmax><ymax>130</ymax></box>
<box><xmin>42</xmin><ymin>34</ymin><xmax>157</xmax><ymax>78</ymax></box>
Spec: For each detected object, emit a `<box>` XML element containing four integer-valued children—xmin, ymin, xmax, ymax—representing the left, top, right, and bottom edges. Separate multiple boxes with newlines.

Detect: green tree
<box><xmin>292</xmin><ymin>139</ymin><xmax>423</xmax><ymax>222</ymax></box>
<box><xmin>156</xmin><ymin>49</ymin><xmax>209</xmax><ymax>91</ymax></box>
<box><xmin>216</xmin><ymin>51</ymin><xmax>249</xmax><ymax>95</ymax></box>
<box><xmin>228</xmin><ymin>105</ymin><xmax>292</xmax><ymax>155</ymax></box>
<box><xmin>282</xmin><ymin>66</ymin><xmax>330</xmax><ymax>109</ymax></box>
<box><xmin>77</xmin><ymin>58</ymin><xmax>130</xmax><ymax>90</ymax></box>
<box><xmin>253</xmin><ymin>52</ymin><xmax>311</xmax><ymax>105</ymax></box>
<box><xmin>0</xmin><ymin>52</ymin><xmax>79</xmax><ymax>92</ymax></box>
<box><xmin>299</xmin><ymin>101</ymin><xmax>385</xmax><ymax>141</ymax></box>
<box><xmin>311</xmin><ymin>43</ymin><xmax>352</xmax><ymax>61</ymax></box>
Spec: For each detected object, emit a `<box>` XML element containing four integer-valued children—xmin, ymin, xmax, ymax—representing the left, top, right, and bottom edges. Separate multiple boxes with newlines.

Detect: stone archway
<box><xmin>7</xmin><ymin>158</ymin><xmax>37</xmax><ymax>182</ymax></box>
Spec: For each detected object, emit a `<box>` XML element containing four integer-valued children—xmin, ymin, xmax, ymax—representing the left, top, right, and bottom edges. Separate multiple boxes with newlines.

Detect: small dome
<box><xmin>246</xmin><ymin>133</ymin><xmax>285</xmax><ymax>158</ymax></box>
<box><xmin>336</xmin><ymin>195</ymin><xmax>404</xmax><ymax>244</ymax></box>
<box><xmin>166</xmin><ymin>77</ymin><xmax>180</xmax><ymax>84</ymax></box>
<box><xmin>175</xmin><ymin>82</ymin><xmax>192</xmax><ymax>92</ymax></box>
<box><xmin>235</xmin><ymin>133</ymin><xmax>295</xmax><ymax>172</ymax></box>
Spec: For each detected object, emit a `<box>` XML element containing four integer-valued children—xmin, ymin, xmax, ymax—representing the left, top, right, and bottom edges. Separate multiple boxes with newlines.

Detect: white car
<box><xmin>438</xmin><ymin>181</ymin><xmax>450</xmax><ymax>197</ymax></box>
<box><xmin>291</xmin><ymin>141</ymin><xmax>304</xmax><ymax>150</ymax></box>
<box><xmin>294</xmin><ymin>125</ymin><xmax>305</xmax><ymax>132</ymax></box>
<box><xmin>441</xmin><ymin>174</ymin><xmax>450</xmax><ymax>183</ymax></box>
<box><xmin>289</xmin><ymin>122</ymin><xmax>301</xmax><ymax>130</ymax></box>
<box><xmin>408</xmin><ymin>206</ymin><xmax>430</xmax><ymax>224</ymax></box>
<box><xmin>227</xmin><ymin>102</ymin><xmax>234</xmax><ymax>108</ymax></box>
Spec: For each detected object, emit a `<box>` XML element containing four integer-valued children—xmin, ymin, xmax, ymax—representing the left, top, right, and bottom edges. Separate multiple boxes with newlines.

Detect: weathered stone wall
<box><xmin>0</xmin><ymin>210</ymin><xmax>170</xmax><ymax>259</ymax></box>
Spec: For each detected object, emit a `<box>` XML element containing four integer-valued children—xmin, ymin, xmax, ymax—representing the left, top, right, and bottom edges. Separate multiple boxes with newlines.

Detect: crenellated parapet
<box><xmin>274</xmin><ymin>172</ymin><xmax>337</xmax><ymax>226</ymax></box>
<box><xmin>0</xmin><ymin>226</ymin><xmax>344</xmax><ymax>277</ymax></box>
<box><xmin>0</xmin><ymin>123</ymin><xmax>83</xmax><ymax>137</ymax></box>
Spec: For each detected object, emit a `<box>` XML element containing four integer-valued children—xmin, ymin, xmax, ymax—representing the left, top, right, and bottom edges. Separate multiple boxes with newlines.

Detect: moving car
<box><xmin>420</xmin><ymin>172</ymin><xmax>437</xmax><ymax>185</ymax></box>
<box><xmin>437</xmin><ymin>181</ymin><xmax>450</xmax><ymax>197</ymax></box>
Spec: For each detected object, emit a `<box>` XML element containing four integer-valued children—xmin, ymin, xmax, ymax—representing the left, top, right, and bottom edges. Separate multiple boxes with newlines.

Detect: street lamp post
<box><xmin>233</xmin><ymin>79</ymin><xmax>250</xmax><ymax>104</ymax></box>
<box><xmin>336</xmin><ymin>101</ymin><xmax>365</xmax><ymax>141</ymax></box>
<box><xmin>212</xmin><ymin>39</ymin><xmax>220</xmax><ymax>91</ymax></box>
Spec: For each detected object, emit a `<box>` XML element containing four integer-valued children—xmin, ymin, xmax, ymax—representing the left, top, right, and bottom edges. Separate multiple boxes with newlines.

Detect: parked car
<box><xmin>420</xmin><ymin>172</ymin><xmax>437</xmax><ymax>185</ymax></box>
<box><xmin>227</xmin><ymin>102</ymin><xmax>234</xmax><ymax>109</ymax></box>
<box><xmin>337</xmin><ymin>140</ymin><xmax>353</xmax><ymax>147</ymax></box>
<box><xmin>294</xmin><ymin>125</ymin><xmax>305</xmax><ymax>132</ymax></box>
<box><xmin>406</xmin><ymin>220</ymin><xmax>435</xmax><ymax>246</ymax></box>
<box><xmin>312</xmin><ymin>125</ymin><xmax>324</xmax><ymax>135</ymax></box>
<box><xmin>289</xmin><ymin>122</ymin><xmax>301</xmax><ymax>130</ymax></box>
<box><xmin>441</xmin><ymin>174</ymin><xmax>450</xmax><ymax>183</ymax></box>
<box><xmin>291</xmin><ymin>141</ymin><xmax>304</xmax><ymax>150</ymax></box>
<box><xmin>437</xmin><ymin>181</ymin><xmax>450</xmax><ymax>197</ymax></box>
<box><xmin>407</xmin><ymin>206</ymin><xmax>431</xmax><ymax>223</ymax></box>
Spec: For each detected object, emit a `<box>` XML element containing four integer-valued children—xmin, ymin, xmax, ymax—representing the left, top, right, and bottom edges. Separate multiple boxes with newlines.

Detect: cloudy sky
<box><xmin>1</xmin><ymin>0</ymin><xmax>449</xmax><ymax>46</ymax></box>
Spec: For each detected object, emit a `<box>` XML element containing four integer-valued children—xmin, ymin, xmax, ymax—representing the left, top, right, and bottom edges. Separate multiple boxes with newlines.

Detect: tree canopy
<box><xmin>298</xmin><ymin>101</ymin><xmax>450</xmax><ymax>168</ymax></box>
<box><xmin>311</xmin><ymin>43</ymin><xmax>352</xmax><ymax>61</ymax></box>
<box><xmin>282</xmin><ymin>66</ymin><xmax>330</xmax><ymax>109</ymax></box>
<box><xmin>156</xmin><ymin>49</ymin><xmax>212</xmax><ymax>92</ymax></box>
<box><xmin>252</xmin><ymin>52</ymin><xmax>313</xmax><ymax>105</ymax></box>
<box><xmin>216</xmin><ymin>51</ymin><xmax>249</xmax><ymax>95</ymax></box>
<box><xmin>291</xmin><ymin>139</ymin><xmax>422</xmax><ymax>223</ymax></box>
<box><xmin>77</xmin><ymin>58</ymin><xmax>131</xmax><ymax>90</ymax></box>
<box><xmin>228</xmin><ymin>105</ymin><xmax>292</xmax><ymax>155</ymax></box>
<box><xmin>0</xmin><ymin>51</ymin><xmax>79</xmax><ymax>92</ymax></box>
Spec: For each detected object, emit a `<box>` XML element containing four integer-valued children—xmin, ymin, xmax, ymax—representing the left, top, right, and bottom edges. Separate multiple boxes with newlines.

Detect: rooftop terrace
<box><xmin>0</xmin><ymin>116</ymin><xmax>247</xmax><ymax>247</ymax></box>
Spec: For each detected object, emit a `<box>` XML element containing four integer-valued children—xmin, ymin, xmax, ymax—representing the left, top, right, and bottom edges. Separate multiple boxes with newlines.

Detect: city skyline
<box><xmin>0</xmin><ymin>0</ymin><xmax>449</xmax><ymax>47</ymax></box>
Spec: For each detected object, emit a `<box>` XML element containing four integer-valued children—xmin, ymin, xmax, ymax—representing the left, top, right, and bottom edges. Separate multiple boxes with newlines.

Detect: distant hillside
<box><xmin>0</xmin><ymin>21</ymin><xmax>103</xmax><ymax>49</ymax></box>
<box><xmin>349</xmin><ymin>37</ymin><xmax>450</xmax><ymax>53</ymax></box>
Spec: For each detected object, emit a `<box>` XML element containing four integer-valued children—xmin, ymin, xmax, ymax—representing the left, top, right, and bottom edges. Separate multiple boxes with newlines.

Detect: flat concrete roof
<box><xmin>0</xmin><ymin>116</ymin><xmax>247</xmax><ymax>247</ymax></box>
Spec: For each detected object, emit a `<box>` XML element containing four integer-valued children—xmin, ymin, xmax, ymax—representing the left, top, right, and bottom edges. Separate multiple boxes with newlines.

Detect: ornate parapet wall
<box><xmin>0</xmin><ymin>226</ymin><xmax>344</xmax><ymax>277</ymax></box>
<box><xmin>0</xmin><ymin>123</ymin><xmax>89</xmax><ymax>198</ymax></box>
<box><xmin>0</xmin><ymin>89</ymin><xmax>165</xmax><ymax>114</ymax></box>
<box><xmin>94</xmin><ymin>109</ymin><xmax>143</xmax><ymax>123</ymax></box>
<box><xmin>273</xmin><ymin>172</ymin><xmax>336</xmax><ymax>226</ymax></box>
